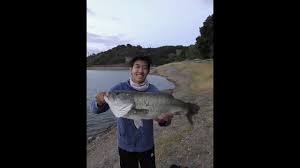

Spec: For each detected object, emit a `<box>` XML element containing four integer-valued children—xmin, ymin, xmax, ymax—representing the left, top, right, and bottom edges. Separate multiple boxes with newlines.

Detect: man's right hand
<box><xmin>95</xmin><ymin>92</ymin><xmax>108</xmax><ymax>106</ymax></box>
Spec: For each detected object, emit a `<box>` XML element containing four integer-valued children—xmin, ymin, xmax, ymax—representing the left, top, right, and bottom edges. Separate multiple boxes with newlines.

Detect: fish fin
<box><xmin>133</xmin><ymin>119</ymin><xmax>143</xmax><ymax>129</ymax></box>
<box><xmin>186</xmin><ymin>103</ymin><xmax>200</xmax><ymax>125</ymax></box>
<box><xmin>104</xmin><ymin>96</ymin><xmax>134</xmax><ymax>118</ymax></box>
<box><xmin>131</xmin><ymin>108</ymin><xmax>149</xmax><ymax>115</ymax></box>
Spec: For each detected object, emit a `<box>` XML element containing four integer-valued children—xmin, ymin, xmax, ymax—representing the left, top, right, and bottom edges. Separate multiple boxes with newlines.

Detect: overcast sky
<box><xmin>87</xmin><ymin>0</ymin><xmax>213</xmax><ymax>55</ymax></box>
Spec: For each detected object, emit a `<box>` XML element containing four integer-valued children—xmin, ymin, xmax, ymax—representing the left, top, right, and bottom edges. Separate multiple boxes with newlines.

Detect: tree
<box><xmin>196</xmin><ymin>14</ymin><xmax>213</xmax><ymax>58</ymax></box>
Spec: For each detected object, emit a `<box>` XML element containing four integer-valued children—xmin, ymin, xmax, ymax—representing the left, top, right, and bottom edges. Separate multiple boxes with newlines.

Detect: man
<box><xmin>89</xmin><ymin>56</ymin><xmax>173</xmax><ymax>168</ymax></box>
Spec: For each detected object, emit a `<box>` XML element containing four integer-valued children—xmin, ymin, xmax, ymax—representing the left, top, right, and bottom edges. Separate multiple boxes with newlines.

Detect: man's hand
<box><xmin>95</xmin><ymin>92</ymin><xmax>108</xmax><ymax>106</ymax></box>
<box><xmin>154</xmin><ymin>112</ymin><xmax>173</xmax><ymax>124</ymax></box>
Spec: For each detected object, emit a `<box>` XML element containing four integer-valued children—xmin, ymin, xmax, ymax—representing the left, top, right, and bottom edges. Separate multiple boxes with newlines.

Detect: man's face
<box><xmin>130</xmin><ymin>60</ymin><xmax>149</xmax><ymax>84</ymax></box>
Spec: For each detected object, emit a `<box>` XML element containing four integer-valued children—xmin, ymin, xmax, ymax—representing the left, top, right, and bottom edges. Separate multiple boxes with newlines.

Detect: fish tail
<box><xmin>185</xmin><ymin>103</ymin><xmax>200</xmax><ymax>125</ymax></box>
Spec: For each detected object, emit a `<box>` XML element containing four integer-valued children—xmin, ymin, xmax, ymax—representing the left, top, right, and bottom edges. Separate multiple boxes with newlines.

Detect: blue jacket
<box><xmin>89</xmin><ymin>79</ymin><xmax>160</xmax><ymax>152</ymax></box>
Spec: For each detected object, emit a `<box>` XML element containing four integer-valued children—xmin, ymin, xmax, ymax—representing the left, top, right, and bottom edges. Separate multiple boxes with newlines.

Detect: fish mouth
<box><xmin>103</xmin><ymin>96</ymin><xmax>109</xmax><ymax>103</ymax></box>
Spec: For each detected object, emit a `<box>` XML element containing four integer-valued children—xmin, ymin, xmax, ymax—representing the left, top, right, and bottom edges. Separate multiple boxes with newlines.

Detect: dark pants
<box><xmin>118</xmin><ymin>147</ymin><xmax>156</xmax><ymax>168</ymax></box>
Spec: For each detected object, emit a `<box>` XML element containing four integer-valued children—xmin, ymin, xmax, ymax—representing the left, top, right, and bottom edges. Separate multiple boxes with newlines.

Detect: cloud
<box><xmin>87</xmin><ymin>32</ymin><xmax>129</xmax><ymax>47</ymax></box>
<box><xmin>204</xmin><ymin>0</ymin><xmax>213</xmax><ymax>4</ymax></box>
<box><xmin>87</xmin><ymin>32</ymin><xmax>132</xmax><ymax>54</ymax></box>
<box><xmin>110</xmin><ymin>16</ymin><xmax>121</xmax><ymax>21</ymax></box>
<box><xmin>87</xmin><ymin>8</ymin><xmax>95</xmax><ymax>15</ymax></box>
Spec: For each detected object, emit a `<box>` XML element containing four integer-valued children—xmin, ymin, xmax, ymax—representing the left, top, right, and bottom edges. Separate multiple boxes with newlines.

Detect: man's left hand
<box><xmin>154</xmin><ymin>112</ymin><xmax>173</xmax><ymax>123</ymax></box>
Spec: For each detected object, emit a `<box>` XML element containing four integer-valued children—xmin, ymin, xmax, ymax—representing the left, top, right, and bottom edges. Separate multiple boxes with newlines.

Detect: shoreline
<box><xmin>87</xmin><ymin>123</ymin><xmax>117</xmax><ymax>144</ymax></box>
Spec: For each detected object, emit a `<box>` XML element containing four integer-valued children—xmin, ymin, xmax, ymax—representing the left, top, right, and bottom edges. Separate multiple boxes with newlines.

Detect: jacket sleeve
<box><xmin>88</xmin><ymin>83</ymin><xmax>122</xmax><ymax>114</ymax></box>
<box><xmin>89</xmin><ymin>100</ymin><xmax>110</xmax><ymax>114</ymax></box>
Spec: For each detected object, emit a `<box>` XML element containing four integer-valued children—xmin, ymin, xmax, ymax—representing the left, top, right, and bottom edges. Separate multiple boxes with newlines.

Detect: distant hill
<box><xmin>87</xmin><ymin>14</ymin><xmax>213</xmax><ymax>67</ymax></box>
<box><xmin>87</xmin><ymin>45</ymin><xmax>189</xmax><ymax>66</ymax></box>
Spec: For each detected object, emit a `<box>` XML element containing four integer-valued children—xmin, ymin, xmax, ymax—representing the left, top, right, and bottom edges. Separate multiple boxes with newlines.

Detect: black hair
<box><xmin>129</xmin><ymin>56</ymin><xmax>152</xmax><ymax>70</ymax></box>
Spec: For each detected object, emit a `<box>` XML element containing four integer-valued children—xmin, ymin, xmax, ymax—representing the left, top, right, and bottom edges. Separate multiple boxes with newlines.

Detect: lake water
<box><xmin>87</xmin><ymin>69</ymin><xmax>175</xmax><ymax>138</ymax></box>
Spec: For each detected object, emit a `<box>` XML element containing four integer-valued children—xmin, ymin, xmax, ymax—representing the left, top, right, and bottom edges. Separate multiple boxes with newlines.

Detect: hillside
<box><xmin>87</xmin><ymin>45</ymin><xmax>189</xmax><ymax>66</ymax></box>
